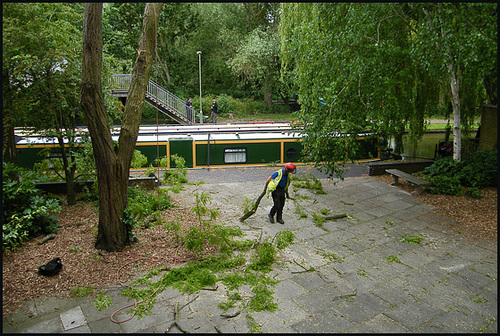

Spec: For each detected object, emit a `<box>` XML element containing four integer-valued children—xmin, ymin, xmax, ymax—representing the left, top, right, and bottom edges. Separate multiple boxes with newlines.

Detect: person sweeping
<box><xmin>265</xmin><ymin>162</ymin><xmax>296</xmax><ymax>224</ymax></box>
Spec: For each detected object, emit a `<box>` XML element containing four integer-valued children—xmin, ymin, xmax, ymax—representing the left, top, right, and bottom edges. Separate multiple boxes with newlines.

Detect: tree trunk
<box><xmin>478</xmin><ymin>104</ymin><xmax>497</xmax><ymax>151</ymax></box>
<box><xmin>56</xmin><ymin>135</ymin><xmax>77</xmax><ymax>205</ymax></box>
<box><xmin>2</xmin><ymin>74</ymin><xmax>17</xmax><ymax>165</ymax></box>
<box><xmin>3</xmin><ymin>124</ymin><xmax>17</xmax><ymax>165</ymax></box>
<box><xmin>448</xmin><ymin>65</ymin><xmax>461</xmax><ymax>162</ymax></box>
<box><xmin>118</xmin><ymin>3</ymin><xmax>163</xmax><ymax>171</ymax></box>
<box><xmin>264</xmin><ymin>76</ymin><xmax>273</xmax><ymax>106</ymax></box>
<box><xmin>81</xmin><ymin>3</ymin><xmax>163</xmax><ymax>252</ymax></box>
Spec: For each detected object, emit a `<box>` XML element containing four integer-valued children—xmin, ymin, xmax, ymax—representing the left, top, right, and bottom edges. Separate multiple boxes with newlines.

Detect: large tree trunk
<box><xmin>3</xmin><ymin>124</ymin><xmax>17</xmax><ymax>165</ymax></box>
<box><xmin>81</xmin><ymin>3</ymin><xmax>163</xmax><ymax>252</ymax></box>
<box><xmin>263</xmin><ymin>75</ymin><xmax>273</xmax><ymax>106</ymax></box>
<box><xmin>118</xmin><ymin>3</ymin><xmax>163</xmax><ymax>175</ymax></box>
<box><xmin>448</xmin><ymin>65</ymin><xmax>461</xmax><ymax>162</ymax></box>
<box><xmin>3</xmin><ymin>72</ymin><xmax>17</xmax><ymax>165</ymax></box>
<box><xmin>81</xmin><ymin>3</ymin><xmax>126</xmax><ymax>251</ymax></box>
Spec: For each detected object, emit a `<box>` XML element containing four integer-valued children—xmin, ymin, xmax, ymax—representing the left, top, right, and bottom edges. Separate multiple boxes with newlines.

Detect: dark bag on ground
<box><xmin>38</xmin><ymin>257</ymin><xmax>63</xmax><ymax>276</ymax></box>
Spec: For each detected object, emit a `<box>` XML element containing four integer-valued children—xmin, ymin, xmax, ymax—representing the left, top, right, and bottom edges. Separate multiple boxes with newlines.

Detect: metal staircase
<box><xmin>110</xmin><ymin>74</ymin><xmax>195</xmax><ymax>124</ymax></box>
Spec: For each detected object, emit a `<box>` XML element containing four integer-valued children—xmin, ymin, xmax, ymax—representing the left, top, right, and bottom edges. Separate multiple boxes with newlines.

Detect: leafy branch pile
<box><xmin>87</xmin><ymin>190</ymin><xmax>295</xmax><ymax>322</ymax></box>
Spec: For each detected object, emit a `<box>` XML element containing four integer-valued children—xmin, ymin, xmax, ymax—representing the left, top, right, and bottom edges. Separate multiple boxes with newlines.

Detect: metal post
<box><xmin>197</xmin><ymin>51</ymin><xmax>202</xmax><ymax>124</ymax></box>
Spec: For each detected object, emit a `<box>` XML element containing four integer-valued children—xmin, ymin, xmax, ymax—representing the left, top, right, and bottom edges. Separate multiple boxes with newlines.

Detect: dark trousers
<box><xmin>270</xmin><ymin>187</ymin><xmax>286</xmax><ymax>220</ymax></box>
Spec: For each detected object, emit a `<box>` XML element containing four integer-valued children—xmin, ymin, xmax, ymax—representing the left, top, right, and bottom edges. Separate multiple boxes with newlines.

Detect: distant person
<box><xmin>210</xmin><ymin>99</ymin><xmax>218</xmax><ymax>123</ymax></box>
<box><xmin>265</xmin><ymin>162</ymin><xmax>296</xmax><ymax>224</ymax></box>
<box><xmin>185</xmin><ymin>98</ymin><xmax>193</xmax><ymax>122</ymax></box>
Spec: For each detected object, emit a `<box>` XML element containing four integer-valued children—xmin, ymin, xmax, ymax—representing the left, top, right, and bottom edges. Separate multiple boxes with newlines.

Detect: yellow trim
<box><xmin>280</xmin><ymin>142</ymin><xmax>284</xmax><ymax>164</ymax></box>
<box><xmin>135</xmin><ymin>142</ymin><xmax>168</xmax><ymax>146</ymax></box>
<box><xmin>192</xmin><ymin>141</ymin><xmax>197</xmax><ymax>168</ymax></box>
<box><xmin>192</xmin><ymin>138</ymin><xmax>299</xmax><ymax>146</ymax></box>
<box><xmin>166</xmin><ymin>142</ymin><xmax>171</xmax><ymax>169</ymax></box>
<box><xmin>16</xmin><ymin>143</ymin><xmax>76</xmax><ymax>149</ymax></box>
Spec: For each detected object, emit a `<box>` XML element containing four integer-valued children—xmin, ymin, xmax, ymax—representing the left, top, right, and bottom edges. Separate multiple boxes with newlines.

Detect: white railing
<box><xmin>111</xmin><ymin>74</ymin><xmax>194</xmax><ymax>124</ymax></box>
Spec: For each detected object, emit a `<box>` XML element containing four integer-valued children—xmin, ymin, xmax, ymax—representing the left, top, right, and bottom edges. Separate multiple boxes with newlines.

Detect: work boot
<box><xmin>268</xmin><ymin>214</ymin><xmax>275</xmax><ymax>223</ymax></box>
<box><xmin>277</xmin><ymin>218</ymin><xmax>284</xmax><ymax>224</ymax></box>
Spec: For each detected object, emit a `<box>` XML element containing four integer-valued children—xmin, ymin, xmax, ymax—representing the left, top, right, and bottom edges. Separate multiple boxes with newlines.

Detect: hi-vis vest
<box><xmin>266</xmin><ymin>169</ymin><xmax>290</xmax><ymax>194</ymax></box>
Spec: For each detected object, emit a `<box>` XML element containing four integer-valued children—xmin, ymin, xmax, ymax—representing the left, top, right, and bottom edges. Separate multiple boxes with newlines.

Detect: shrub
<box><xmin>162</xmin><ymin>154</ymin><xmax>188</xmax><ymax>191</ymax></box>
<box><xmin>465</xmin><ymin>187</ymin><xmax>483</xmax><ymax>199</ymax></box>
<box><xmin>429</xmin><ymin>175</ymin><xmax>462</xmax><ymax>195</ymax></box>
<box><xmin>131</xmin><ymin>150</ymin><xmax>148</xmax><ymax>168</ymax></box>
<box><xmin>424</xmin><ymin>157</ymin><xmax>463</xmax><ymax>178</ymax></box>
<box><xmin>459</xmin><ymin>150</ymin><xmax>497</xmax><ymax>188</ymax></box>
<box><xmin>3</xmin><ymin>163</ymin><xmax>61</xmax><ymax>251</ymax></box>
<box><xmin>425</xmin><ymin>150</ymin><xmax>497</xmax><ymax>195</ymax></box>
<box><xmin>127</xmin><ymin>186</ymin><xmax>172</xmax><ymax>223</ymax></box>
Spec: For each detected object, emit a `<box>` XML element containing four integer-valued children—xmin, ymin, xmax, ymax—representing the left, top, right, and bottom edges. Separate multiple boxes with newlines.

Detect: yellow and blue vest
<box><xmin>266</xmin><ymin>169</ymin><xmax>290</xmax><ymax>194</ymax></box>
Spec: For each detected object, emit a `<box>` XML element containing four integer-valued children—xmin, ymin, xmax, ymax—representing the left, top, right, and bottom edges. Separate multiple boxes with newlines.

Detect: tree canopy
<box><xmin>280</xmin><ymin>2</ymin><xmax>496</xmax><ymax>177</ymax></box>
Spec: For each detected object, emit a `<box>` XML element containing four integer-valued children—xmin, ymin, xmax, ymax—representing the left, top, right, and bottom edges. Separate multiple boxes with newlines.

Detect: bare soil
<box><xmin>2</xmin><ymin>176</ymin><xmax>497</xmax><ymax>317</ymax></box>
<box><xmin>2</xmin><ymin>195</ymin><xmax>216</xmax><ymax>317</ymax></box>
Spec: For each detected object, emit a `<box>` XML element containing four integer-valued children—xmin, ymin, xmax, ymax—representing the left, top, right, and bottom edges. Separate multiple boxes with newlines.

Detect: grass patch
<box><xmin>386</xmin><ymin>255</ymin><xmax>402</xmax><ymax>263</ymax></box>
<box><xmin>400</xmin><ymin>235</ymin><xmax>423</xmax><ymax>245</ymax></box>
<box><xmin>71</xmin><ymin>286</ymin><xmax>96</xmax><ymax>297</ymax></box>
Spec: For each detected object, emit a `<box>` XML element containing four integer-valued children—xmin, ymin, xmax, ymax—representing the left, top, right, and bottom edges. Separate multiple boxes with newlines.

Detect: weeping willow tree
<box><xmin>280</xmin><ymin>2</ymin><xmax>496</xmax><ymax>178</ymax></box>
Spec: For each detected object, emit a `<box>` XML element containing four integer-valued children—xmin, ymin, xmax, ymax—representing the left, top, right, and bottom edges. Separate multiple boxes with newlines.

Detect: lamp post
<box><xmin>197</xmin><ymin>51</ymin><xmax>202</xmax><ymax>124</ymax></box>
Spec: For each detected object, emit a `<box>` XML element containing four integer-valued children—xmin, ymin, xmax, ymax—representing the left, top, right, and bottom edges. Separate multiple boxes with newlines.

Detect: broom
<box><xmin>239</xmin><ymin>185</ymin><xmax>267</xmax><ymax>222</ymax></box>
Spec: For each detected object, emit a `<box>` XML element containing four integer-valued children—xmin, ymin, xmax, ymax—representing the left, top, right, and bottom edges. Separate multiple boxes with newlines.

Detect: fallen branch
<box><xmin>332</xmin><ymin>289</ymin><xmax>357</xmax><ymax>301</ymax></box>
<box><xmin>290</xmin><ymin>259</ymin><xmax>314</xmax><ymax>274</ymax></box>
<box><xmin>239</xmin><ymin>186</ymin><xmax>267</xmax><ymax>222</ymax></box>
<box><xmin>322</xmin><ymin>213</ymin><xmax>347</xmax><ymax>220</ymax></box>
<box><xmin>38</xmin><ymin>233</ymin><xmax>56</xmax><ymax>245</ymax></box>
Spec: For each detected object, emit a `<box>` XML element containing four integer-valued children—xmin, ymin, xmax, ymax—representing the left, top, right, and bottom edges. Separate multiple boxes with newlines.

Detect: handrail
<box><xmin>111</xmin><ymin>74</ymin><xmax>194</xmax><ymax>124</ymax></box>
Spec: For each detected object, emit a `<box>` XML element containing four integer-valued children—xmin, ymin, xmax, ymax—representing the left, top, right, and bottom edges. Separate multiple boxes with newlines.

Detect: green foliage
<box><xmin>425</xmin><ymin>157</ymin><xmax>462</xmax><ymax>178</ymax></box>
<box><xmin>131</xmin><ymin>150</ymin><xmax>148</xmax><ymax>168</ymax></box>
<box><xmin>425</xmin><ymin>150</ymin><xmax>497</xmax><ymax>195</ymax></box>
<box><xmin>241</xmin><ymin>197</ymin><xmax>254</xmax><ymax>214</ymax></box>
<box><xmin>76</xmin><ymin>182</ymin><xmax>99</xmax><ymax>202</ymax></box>
<box><xmin>71</xmin><ymin>286</ymin><xmax>96</xmax><ymax>297</ymax></box>
<box><xmin>459</xmin><ymin>150</ymin><xmax>497</xmax><ymax>188</ymax></box>
<box><xmin>183</xmin><ymin>226</ymin><xmax>206</xmax><ymax>252</ymax></box>
<box><xmin>192</xmin><ymin>192</ymin><xmax>219</xmax><ymax>227</ymax></box>
<box><xmin>248</xmin><ymin>283</ymin><xmax>278</xmax><ymax>312</ymax></box>
<box><xmin>274</xmin><ymin>231</ymin><xmax>295</xmax><ymax>250</ymax></box>
<box><xmin>465</xmin><ymin>187</ymin><xmax>483</xmax><ymax>199</ymax></box>
<box><xmin>93</xmin><ymin>291</ymin><xmax>112</xmax><ymax>311</ymax></box>
<box><xmin>2</xmin><ymin>163</ymin><xmax>61</xmax><ymax>251</ymax></box>
<box><xmin>161</xmin><ymin>155</ymin><xmax>188</xmax><ymax>192</ymax></box>
<box><xmin>120</xmin><ymin>226</ymin><xmax>292</xmax><ymax>317</ymax></box>
<box><xmin>127</xmin><ymin>186</ymin><xmax>172</xmax><ymax>224</ymax></box>
<box><xmin>280</xmin><ymin>3</ymin><xmax>496</xmax><ymax>172</ymax></box>
<box><xmin>73</xmin><ymin>139</ymin><xmax>97</xmax><ymax>182</ymax></box>
<box><xmin>291</xmin><ymin>172</ymin><xmax>326</xmax><ymax>194</ymax></box>
<box><xmin>386</xmin><ymin>255</ymin><xmax>402</xmax><ymax>264</ymax></box>
<box><xmin>429</xmin><ymin>175</ymin><xmax>463</xmax><ymax>196</ymax></box>
<box><xmin>249</xmin><ymin>242</ymin><xmax>276</xmax><ymax>272</ymax></box>
<box><xmin>312</xmin><ymin>212</ymin><xmax>327</xmax><ymax>230</ymax></box>
<box><xmin>400</xmin><ymin>235</ymin><xmax>423</xmax><ymax>245</ymax></box>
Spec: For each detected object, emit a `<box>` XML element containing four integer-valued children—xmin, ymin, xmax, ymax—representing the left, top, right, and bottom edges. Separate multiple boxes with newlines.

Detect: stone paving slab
<box><xmin>3</xmin><ymin>171</ymin><xmax>497</xmax><ymax>334</ymax></box>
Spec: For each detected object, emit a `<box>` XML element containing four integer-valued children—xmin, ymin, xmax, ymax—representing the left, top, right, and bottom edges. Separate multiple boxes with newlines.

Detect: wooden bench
<box><xmin>385</xmin><ymin>169</ymin><xmax>430</xmax><ymax>195</ymax></box>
